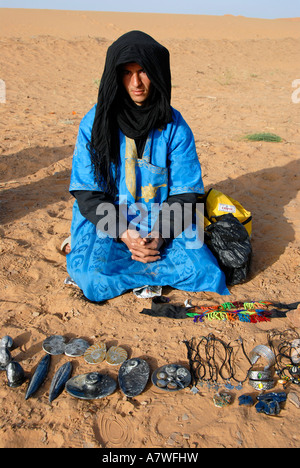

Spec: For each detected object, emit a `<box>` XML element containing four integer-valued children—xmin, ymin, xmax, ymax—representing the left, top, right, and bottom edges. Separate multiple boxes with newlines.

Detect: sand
<box><xmin>0</xmin><ymin>8</ymin><xmax>299</xmax><ymax>449</ymax></box>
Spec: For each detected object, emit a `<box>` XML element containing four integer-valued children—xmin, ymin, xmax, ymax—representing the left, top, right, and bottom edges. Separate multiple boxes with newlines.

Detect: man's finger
<box><xmin>131</xmin><ymin>254</ymin><xmax>161</xmax><ymax>263</ymax></box>
<box><xmin>130</xmin><ymin>247</ymin><xmax>160</xmax><ymax>258</ymax></box>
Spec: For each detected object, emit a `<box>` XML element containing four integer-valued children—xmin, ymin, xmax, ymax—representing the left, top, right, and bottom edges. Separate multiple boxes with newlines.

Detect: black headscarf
<box><xmin>88</xmin><ymin>30</ymin><xmax>173</xmax><ymax>197</ymax></box>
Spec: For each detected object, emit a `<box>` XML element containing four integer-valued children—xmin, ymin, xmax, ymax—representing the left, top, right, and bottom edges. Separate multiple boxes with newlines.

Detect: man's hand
<box><xmin>120</xmin><ymin>230</ymin><xmax>164</xmax><ymax>263</ymax></box>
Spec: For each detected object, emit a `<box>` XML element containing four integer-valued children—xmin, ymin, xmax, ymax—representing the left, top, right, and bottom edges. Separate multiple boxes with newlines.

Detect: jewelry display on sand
<box><xmin>1</xmin><ymin>324</ymin><xmax>299</xmax><ymax>417</ymax></box>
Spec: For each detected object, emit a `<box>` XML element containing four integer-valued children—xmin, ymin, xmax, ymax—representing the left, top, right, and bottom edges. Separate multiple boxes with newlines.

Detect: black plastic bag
<box><xmin>205</xmin><ymin>213</ymin><xmax>252</xmax><ymax>286</ymax></box>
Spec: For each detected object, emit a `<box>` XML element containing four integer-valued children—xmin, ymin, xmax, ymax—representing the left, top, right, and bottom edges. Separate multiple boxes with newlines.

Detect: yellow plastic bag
<box><xmin>200</xmin><ymin>188</ymin><xmax>252</xmax><ymax>236</ymax></box>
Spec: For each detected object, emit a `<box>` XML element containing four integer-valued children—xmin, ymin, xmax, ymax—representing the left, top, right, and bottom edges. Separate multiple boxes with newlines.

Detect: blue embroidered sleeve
<box><xmin>166</xmin><ymin>109</ymin><xmax>204</xmax><ymax>196</ymax></box>
<box><xmin>69</xmin><ymin>106</ymin><xmax>106</xmax><ymax>192</ymax></box>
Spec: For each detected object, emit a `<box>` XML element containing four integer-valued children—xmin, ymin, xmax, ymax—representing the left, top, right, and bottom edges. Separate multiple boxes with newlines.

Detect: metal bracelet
<box><xmin>291</xmin><ymin>339</ymin><xmax>300</xmax><ymax>364</ymax></box>
<box><xmin>249</xmin><ymin>379</ymin><xmax>275</xmax><ymax>391</ymax></box>
<box><xmin>248</xmin><ymin>369</ymin><xmax>273</xmax><ymax>381</ymax></box>
<box><xmin>249</xmin><ymin>345</ymin><xmax>276</xmax><ymax>370</ymax></box>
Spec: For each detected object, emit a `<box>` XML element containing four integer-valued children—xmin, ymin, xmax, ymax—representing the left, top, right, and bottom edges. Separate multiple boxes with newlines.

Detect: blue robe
<box><xmin>67</xmin><ymin>105</ymin><xmax>229</xmax><ymax>301</ymax></box>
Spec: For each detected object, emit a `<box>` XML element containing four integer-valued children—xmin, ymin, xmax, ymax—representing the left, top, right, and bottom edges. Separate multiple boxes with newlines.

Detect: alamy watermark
<box><xmin>292</xmin><ymin>79</ymin><xmax>300</xmax><ymax>104</ymax></box>
<box><xmin>0</xmin><ymin>80</ymin><xmax>6</xmax><ymax>104</ymax></box>
<box><xmin>95</xmin><ymin>199</ymin><xmax>204</xmax><ymax>249</ymax></box>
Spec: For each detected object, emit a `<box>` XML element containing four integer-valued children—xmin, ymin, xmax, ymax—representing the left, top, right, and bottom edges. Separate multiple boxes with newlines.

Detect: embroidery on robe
<box><xmin>125</xmin><ymin>136</ymin><xmax>167</xmax><ymax>202</ymax></box>
<box><xmin>125</xmin><ymin>137</ymin><xmax>138</xmax><ymax>200</ymax></box>
<box><xmin>137</xmin><ymin>183</ymin><xmax>167</xmax><ymax>203</ymax></box>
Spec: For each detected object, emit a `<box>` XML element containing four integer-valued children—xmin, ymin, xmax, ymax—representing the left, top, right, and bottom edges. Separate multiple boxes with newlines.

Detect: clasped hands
<box><xmin>120</xmin><ymin>229</ymin><xmax>164</xmax><ymax>263</ymax></box>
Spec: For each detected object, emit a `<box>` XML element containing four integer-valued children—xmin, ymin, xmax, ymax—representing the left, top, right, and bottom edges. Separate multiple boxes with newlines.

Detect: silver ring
<box><xmin>248</xmin><ymin>369</ymin><xmax>273</xmax><ymax>381</ymax></box>
<box><xmin>249</xmin><ymin>345</ymin><xmax>276</xmax><ymax>370</ymax></box>
<box><xmin>249</xmin><ymin>379</ymin><xmax>275</xmax><ymax>391</ymax></box>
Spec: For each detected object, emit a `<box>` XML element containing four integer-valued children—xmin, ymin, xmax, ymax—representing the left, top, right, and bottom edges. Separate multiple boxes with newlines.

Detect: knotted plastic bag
<box><xmin>205</xmin><ymin>213</ymin><xmax>252</xmax><ymax>286</ymax></box>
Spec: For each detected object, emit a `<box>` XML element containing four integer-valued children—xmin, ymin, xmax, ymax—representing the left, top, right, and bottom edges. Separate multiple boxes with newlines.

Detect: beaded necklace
<box><xmin>184</xmin><ymin>334</ymin><xmax>252</xmax><ymax>392</ymax></box>
<box><xmin>267</xmin><ymin>329</ymin><xmax>300</xmax><ymax>386</ymax></box>
<box><xmin>186</xmin><ymin>300</ymin><xmax>295</xmax><ymax>323</ymax></box>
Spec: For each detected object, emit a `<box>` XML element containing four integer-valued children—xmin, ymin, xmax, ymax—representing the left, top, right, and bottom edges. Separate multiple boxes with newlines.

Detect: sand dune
<box><xmin>0</xmin><ymin>9</ymin><xmax>299</xmax><ymax>448</ymax></box>
<box><xmin>1</xmin><ymin>8</ymin><xmax>300</xmax><ymax>40</ymax></box>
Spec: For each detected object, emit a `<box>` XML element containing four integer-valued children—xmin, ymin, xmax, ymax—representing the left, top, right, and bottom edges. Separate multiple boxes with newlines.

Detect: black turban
<box><xmin>89</xmin><ymin>30</ymin><xmax>173</xmax><ymax>197</ymax></box>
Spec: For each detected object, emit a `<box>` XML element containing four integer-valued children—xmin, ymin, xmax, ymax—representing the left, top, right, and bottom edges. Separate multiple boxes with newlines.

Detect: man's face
<box><xmin>121</xmin><ymin>62</ymin><xmax>151</xmax><ymax>106</ymax></box>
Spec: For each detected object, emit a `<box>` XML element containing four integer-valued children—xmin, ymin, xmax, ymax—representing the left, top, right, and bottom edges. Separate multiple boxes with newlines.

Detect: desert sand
<box><xmin>0</xmin><ymin>8</ymin><xmax>299</xmax><ymax>449</ymax></box>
